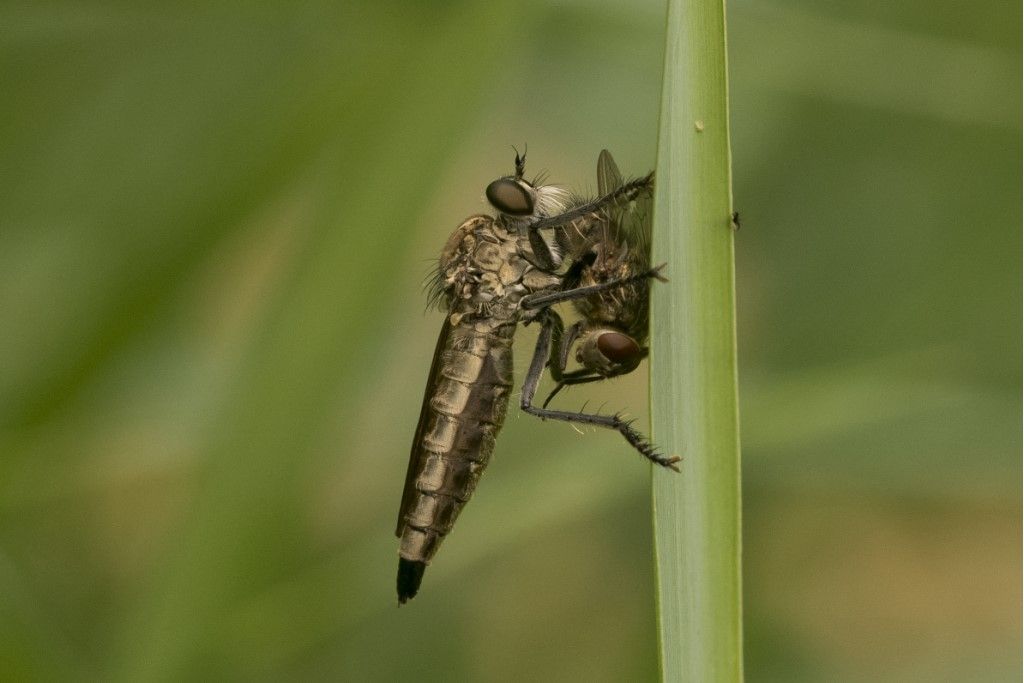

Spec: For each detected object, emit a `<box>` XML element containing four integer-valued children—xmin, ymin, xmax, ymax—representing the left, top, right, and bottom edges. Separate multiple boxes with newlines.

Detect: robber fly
<box><xmin>395</xmin><ymin>150</ymin><xmax>674</xmax><ymax>604</ymax></box>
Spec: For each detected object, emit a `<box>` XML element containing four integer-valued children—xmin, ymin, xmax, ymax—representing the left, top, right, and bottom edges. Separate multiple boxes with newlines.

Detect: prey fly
<box><xmin>519</xmin><ymin>150</ymin><xmax>672</xmax><ymax>465</ymax></box>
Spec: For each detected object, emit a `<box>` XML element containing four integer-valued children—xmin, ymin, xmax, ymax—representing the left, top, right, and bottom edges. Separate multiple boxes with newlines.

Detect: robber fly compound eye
<box><xmin>485</xmin><ymin>178</ymin><xmax>534</xmax><ymax>216</ymax></box>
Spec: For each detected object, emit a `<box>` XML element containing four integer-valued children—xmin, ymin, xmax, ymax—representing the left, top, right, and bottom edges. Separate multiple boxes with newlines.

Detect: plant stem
<box><xmin>649</xmin><ymin>0</ymin><xmax>742</xmax><ymax>679</ymax></box>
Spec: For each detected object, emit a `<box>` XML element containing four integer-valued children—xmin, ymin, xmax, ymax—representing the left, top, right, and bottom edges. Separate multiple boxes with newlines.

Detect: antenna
<box><xmin>513</xmin><ymin>143</ymin><xmax>527</xmax><ymax>179</ymax></box>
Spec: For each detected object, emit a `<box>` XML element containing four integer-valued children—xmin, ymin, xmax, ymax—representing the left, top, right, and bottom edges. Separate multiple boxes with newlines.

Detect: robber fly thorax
<box><xmin>395</xmin><ymin>150</ymin><xmax>671</xmax><ymax>604</ymax></box>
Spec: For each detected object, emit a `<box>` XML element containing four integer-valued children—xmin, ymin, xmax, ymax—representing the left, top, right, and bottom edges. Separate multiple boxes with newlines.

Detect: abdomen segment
<box><xmin>396</xmin><ymin>321</ymin><xmax>514</xmax><ymax>601</ymax></box>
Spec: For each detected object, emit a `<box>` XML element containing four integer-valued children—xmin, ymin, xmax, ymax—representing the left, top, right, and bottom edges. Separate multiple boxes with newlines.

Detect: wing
<box><xmin>595</xmin><ymin>149</ymin><xmax>626</xmax><ymax>252</ymax></box>
<box><xmin>597</xmin><ymin>149</ymin><xmax>624</xmax><ymax>197</ymax></box>
<box><xmin>395</xmin><ymin>316</ymin><xmax>453</xmax><ymax>536</ymax></box>
<box><xmin>622</xmin><ymin>176</ymin><xmax>653</xmax><ymax>265</ymax></box>
<box><xmin>554</xmin><ymin>150</ymin><xmax>625</xmax><ymax>261</ymax></box>
<box><xmin>598</xmin><ymin>149</ymin><xmax>652</xmax><ymax>259</ymax></box>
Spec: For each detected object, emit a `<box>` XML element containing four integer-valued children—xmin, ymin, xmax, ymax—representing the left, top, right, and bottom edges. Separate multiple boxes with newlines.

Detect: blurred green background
<box><xmin>0</xmin><ymin>0</ymin><xmax>1019</xmax><ymax>680</ymax></box>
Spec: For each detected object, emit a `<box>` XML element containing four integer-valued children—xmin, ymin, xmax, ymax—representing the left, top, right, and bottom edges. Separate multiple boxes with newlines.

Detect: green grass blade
<box><xmin>650</xmin><ymin>0</ymin><xmax>742</xmax><ymax>679</ymax></box>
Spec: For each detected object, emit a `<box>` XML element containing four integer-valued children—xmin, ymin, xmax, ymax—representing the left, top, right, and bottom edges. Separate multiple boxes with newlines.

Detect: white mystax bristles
<box><xmin>533</xmin><ymin>184</ymin><xmax>569</xmax><ymax>218</ymax></box>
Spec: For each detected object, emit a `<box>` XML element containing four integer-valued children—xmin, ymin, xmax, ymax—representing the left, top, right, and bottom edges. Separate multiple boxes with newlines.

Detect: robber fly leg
<box><xmin>520</xmin><ymin>313</ymin><xmax>680</xmax><ymax>472</ymax></box>
<box><xmin>547</xmin><ymin>320</ymin><xmax>579</xmax><ymax>381</ymax></box>
<box><xmin>541</xmin><ymin>319</ymin><xmax>581</xmax><ymax>406</ymax></box>
<box><xmin>542</xmin><ymin>370</ymin><xmax>605</xmax><ymax>409</ymax></box>
<box><xmin>520</xmin><ymin>263</ymin><xmax>667</xmax><ymax>311</ymax></box>
<box><xmin>534</xmin><ymin>405</ymin><xmax>680</xmax><ymax>472</ymax></box>
<box><xmin>521</xmin><ymin>174</ymin><xmax>655</xmax><ymax>272</ymax></box>
<box><xmin>526</xmin><ymin>227</ymin><xmax>558</xmax><ymax>271</ymax></box>
<box><xmin>527</xmin><ymin>173</ymin><xmax>654</xmax><ymax>231</ymax></box>
<box><xmin>541</xmin><ymin>318</ymin><xmax>608</xmax><ymax>404</ymax></box>
<box><xmin>520</xmin><ymin>310</ymin><xmax>558</xmax><ymax>419</ymax></box>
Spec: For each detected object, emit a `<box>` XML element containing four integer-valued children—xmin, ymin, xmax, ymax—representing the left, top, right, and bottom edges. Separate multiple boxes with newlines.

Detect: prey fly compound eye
<box><xmin>485</xmin><ymin>178</ymin><xmax>534</xmax><ymax>216</ymax></box>
<box><xmin>597</xmin><ymin>331</ymin><xmax>642</xmax><ymax>366</ymax></box>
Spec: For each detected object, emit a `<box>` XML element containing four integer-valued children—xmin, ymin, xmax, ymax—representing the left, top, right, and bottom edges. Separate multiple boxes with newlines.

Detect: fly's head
<box><xmin>575</xmin><ymin>326</ymin><xmax>647</xmax><ymax>378</ymax></box>
<box><xmin>485</xmin><ymin>147</ymin><xmax>567</xmax><ymax>224</ymax></box>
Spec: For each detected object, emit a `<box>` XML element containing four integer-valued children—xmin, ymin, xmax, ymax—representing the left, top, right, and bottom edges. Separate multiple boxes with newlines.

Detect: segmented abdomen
<box><xmin>398</xmin><ymin>321</ymin><xmax>515</xmax><ymax>564</ymax></box>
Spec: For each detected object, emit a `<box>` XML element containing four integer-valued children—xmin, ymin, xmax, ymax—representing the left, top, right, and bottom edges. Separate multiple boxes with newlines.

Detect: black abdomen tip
<box><xmin>397</xmin><ymin>559</ymin><xmax>426</xmax><ymax>604</ymax></box>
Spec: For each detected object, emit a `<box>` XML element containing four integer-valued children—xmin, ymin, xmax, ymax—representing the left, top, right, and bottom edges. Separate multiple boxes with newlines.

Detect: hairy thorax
<box><xmin>437</xmin><ymin>215</ymin><xmax>559</xmax><ymax>329</ymax></box>
<box><xmin>573</xmin><ymin>240</ymin><xmax>650</xmax><ymax>341</ymax></box>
